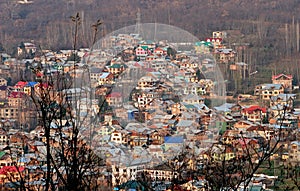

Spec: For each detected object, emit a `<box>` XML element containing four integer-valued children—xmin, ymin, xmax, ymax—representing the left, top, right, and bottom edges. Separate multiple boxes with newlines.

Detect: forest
<box><xmin>0</xmin><ymin>0</ymin><xmax>300</xmax><ymax>85</ymax></box>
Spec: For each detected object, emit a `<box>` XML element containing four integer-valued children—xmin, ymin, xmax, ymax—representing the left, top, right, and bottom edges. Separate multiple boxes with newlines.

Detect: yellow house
<box><xmin>254</xmin><ymin>83</ymin><xmax>284</xmax><ymax>100</ymax></box>
<box><xmin>211</xmin><ymin>144</ymin><xmax>236</xmax><ymax>161</ymax></box>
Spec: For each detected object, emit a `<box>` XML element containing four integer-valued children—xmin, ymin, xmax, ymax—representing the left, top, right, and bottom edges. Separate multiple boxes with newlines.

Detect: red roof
<box><xmin>14</xmin><ymin>81</ymin><xmax>28</xmax><ymax>88</ymax></box>
<box><xmin>0</xmin><ymin>166</ymin><xmax>25</xmax><ymax>175</ymax></box>
<box><xmin>236</xmin><ymin>138</ymin><xmax>258</xmax><ymax>149</ymax></box>
<box><xmin>107</xmin><ymin>92</ymin><xmax>122</xmax><ymax>98</ymax></box>
<box><xmin>36</xmin><ymin>72</ymin><xmax>43</xmax><ymax>77</ymax></box>
<box><xmin>242</xmin><ymin>105</ymin><xmax>266</xmax><ymax>114</ymax></box>
<box><xmin>205</xmin><ymin>37</ymin><xmax>223</xmax><ymax>42</ymax></box>
<box><xmin>272</xmin><ymin>73</ymin><xmax>292</xmax><ymax>80</ymax></box>
<box><xmin>9</xmin><ymin>91</ymin><xmax>25</xmax><ymax>98</ymax></box>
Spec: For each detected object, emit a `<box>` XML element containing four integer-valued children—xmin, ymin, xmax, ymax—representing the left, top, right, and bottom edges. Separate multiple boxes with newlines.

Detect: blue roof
<box><xmin>164</xmin><ymin>136</ymin><xmax>184</xmax><ymax>144</ymax></box>
<box><xmin>99</xmin><ymin>72</ymin><xmax>111</xmax><ymax>79</ymax></box>
<box><xmin>26</xmin><ymin>82</ymin><xmax>38</xmax><ymax>87</ymax></box>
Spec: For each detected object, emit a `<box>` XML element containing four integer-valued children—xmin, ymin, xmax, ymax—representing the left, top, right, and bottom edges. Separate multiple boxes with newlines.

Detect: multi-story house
<box><xmin>0</xmin><ymin>85</ymin><xmax>8</xmax><ymax>100</ymax></box>
<box><xmin>137</xmin><ymin>75</ymin><xmax>159</xmax><ymax>90</ymax></box>
<box><xmin>214</xmin><ymin>48</ymin><xmax>236</xmax><ymax>64</ymax></box>
<box><xmin>0</xmin><ymin>78</ymin><xmax>7</xmax><ymax>86</ymax></box>
<box><xmin>135</xmin><ymin>46</ymin><xmax>148</xmax><ymax>60</ymax></box>
<box><xmin>134</xmin><ymin>92</ymin><xmax>157</xmax><ymax>109</ymax></box>
<box><xmin>0</xmin><ymin>128</ymin><xmax>8</xmax><ymax>147</ymax></box>
<box><xmin>150</xmin><ymin>59</ymin><xmax>167</xmax><ymax>71</ymax></box>
<box><xmin>153</xmin><ymin>47</ymin><xmax>167</xmax><ymax>56</ymax></box>
<box><xmin>89</xmin><ymin>67</ymin><xmax>103</xmax><ymax>81</ymax></box>
<box><xmin>17</xmin><ymin>42</ymin><xmax>37</xmax><ymax>56</ymax></box>
<box><xmin>255</xmin><ymin>83</ymin><xmax>284</xmax><ymax>100</ymax></box>
<box><xmin>198</xmin><ymin>79</ymin><xmax>214</xmax><ymax>96</ymax></box>
<box><xmin>272</xmin><ymin>73</ymin><xmax>293</xmax><ymax>91</ymax></box>
<box><xmin>106</xmin><ymin>92</ymin><xmax>122</xmax><ymax>107</ymax></box>
<box><xmin>211</xmin><ymin>144</ymin><xmax>236</xmax><ymax>161</ymax></box>
<box><xmin>289</xmin><ymin>141</ymin><xmax>300</xmax><ymax>162</ymax></box>
<box><xmin>8</xmin><ymin>92</ymin><xmax>26</xmax><ymax>107</ymax></box>
<box><xmin>97</xmin><ymin>72</ymin><xmax>114</xmax><ymax>86</ymax></box>
<box><xmin>13</xmin><ymin>81</ymin><xmax>28</xmax><ymax>92</ymax></box>
<box><xmin>205</xmin><ymin>38</ymin><xmax>223</xmax><ymax>48</ymax></box>
<box><xmin>269</xmin><ymin>94</ymin><xmax>296</xmax><ymax>118</ymax></box>
<box><xmin>24</xmin><ymin>82</ymin><xmax>38</xmax><ymax>95</ymax></box>
<box><xmin>212</xmin><ymin>31</ymin><xmax>227</xmax><ymax>39</ymax></box>
<box><xmin>242</xmin><ymin>105</ymin><xmax>267</xmax><ymax>123</ymax></box>
<box><xmin>107</xmin><ymin>64</ymin><xmax>126</xmax><ymax>75</ymax></box>
<box><xmin>181</xmin><ymin>94</ymin><xmax>204</xmax><ymax>105</ymax></box>
<box><xmin>194</xmin><ymin>41</ymin><xmax>214</xmax><ymax>54</ymax></box>
<box><xmin>110</xmin><ymin>129</ymin><xmax>124</xmax><ymax>145</ymax></box>
<box><xmin>0</xmin><ymin>107</ymin><xmax>19</xmax><ymax>120</ymax></box>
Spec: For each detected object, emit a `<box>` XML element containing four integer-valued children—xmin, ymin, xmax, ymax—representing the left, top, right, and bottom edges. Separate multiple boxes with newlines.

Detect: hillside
<box><xmin>0</xmin><ymin>0</ymin><xmax>300</xmax><ymax>84</ymax></box>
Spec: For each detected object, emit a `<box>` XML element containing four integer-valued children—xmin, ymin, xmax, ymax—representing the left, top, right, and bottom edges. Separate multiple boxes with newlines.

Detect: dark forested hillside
<box><xmin>0</xmin><ymin>0</ymin><xmax>300</xmax><ymax>82</ymax></box>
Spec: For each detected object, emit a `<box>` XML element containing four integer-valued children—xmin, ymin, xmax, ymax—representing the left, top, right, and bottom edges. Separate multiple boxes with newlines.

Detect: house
<box><xmin>110</xmin><ymin>129</ymin><xmax>123</xmax><ymax>145</ymax></box>
<box><xmin>198</xmin><ymin>79</ymin><xmax>214</xmax><ymax>96</ymax></box>
<box><xmin>270</xmin><ymin>93</ymin><xmax>296</xmax><ymax>109</ymax></box>
<box><xmin>153</xmin><ymin>47</ymin><xmax>167</xmax><ymax>56</ymax></box>
<box><xmin>106</xmin><ymin>92</ymin><xmax>122</xmax><ymax>107</ymax></box>
<box><xmin>211</xmin><ymin>144</ymin><xmax>236</xmax><ymax>161</ymax></box>
<box><xmin>8</xmin><ymin>91</ymin><xmax>26</xmax><ymax>107</ymax></box>
<box><xmin>0</xmin><ymin>107</ymin><xmax>19</xmax><ymax>120</ymax></box>
<box><xmin>24</xmin><ymin>81</ymin><xmax>38</xmax><ymax>95</ymax></box>
<box><xmin>13</xmin><ymin>81</ymin><xmax>28</xmax><ymax>92</ymax></box>
<box><xmin>97</xmin><ymin>72</ymin><xmax>114</xmax><ymax>86</ymax></box>
<box><xmin>269</xmin><ymin>94</ymin><xmax>296</xmax><ymax>118</ymax></box>
<box><xmin>163</xmin><ymin>136</ymin><xmax>184</xmax><ymax>151</ymax></box>
<box><xmin>233</xmin><ymin>120</ymin><xmax>255</xmax><ymax>131</ymax></box>
<box><xmin>254</xmin><ymin>83</ymin><xmax>284</xmax><ymax>100</ymax></box>
<box><xmin>289</xmin><ymin>141</ymin><xmax>300</xmax><ymax>162</ymax></box>
<box><xmin>0</xmin><ymin>128</ymin><xmax>8</xmax><ymax>147</ymax></box>
<box><xmin>205</xmin><ymin>38</ymin><xmax>223</xmax><ymax>48</ymax></box>
<box><xmin>246</xmin><ymin>125</ymin><xmax>274</xmax><ymax>140</ymax></box>
<box><xmin>0</xmin><ymin>86</ymin><xmax>8</xmax><ymax>100</ymax></box>
<box><xmin>234</xmin><ymin>138</ymin><xmax>259</xmax><ymax>160</ymax></box>
<box><xmin>0</xmin><ymin>166</ymin><xmax>25</xmax><ymax>184</ymax></box>
<box><xmin>106</xmin><ymin>63</ymin><xmax>126</xmax><ymax>75</ymax></box>
<box><xmin>194</xmin><ymin>41</ymin><xmax>214</xmax><ymax>54</ymax></box>
<box><xmin>17</xmin><ymin>42</ymin><xmax>37</xmax><ymax>56</ymax></box>
<box><xmin>272</xmin><ymin>73</ymin><xmax>293</xmax><ymax>91</ymax></box>
<box><xmin>149</xmin><ymin>130</ymin><xmax>165</xmax><ymax>145</ymax></box>
<box><xmin>181</xmin><ymin>94</ymin><xmax>204</xmax><ymax>105</ymax></box>
<box><xmin>212</xmin><ymin>31</ymin><xmax>227</xmax><ymax>38</ymax></box>
<box><xmin>242</xmin><ymin>105</ymin><xmax>267</xmax><ymax>123</ymax></box>
<box><xmin>89</xmin><ymin>67</ymin><xmax>103</xmax><ymax>81</ymax></box>
<box><xmin>135</xmin><ymin>46</ymin><xmax>148</xmax><ymax>60</ymax></box>
<box><xmin>0</xmin><ymin>78</ymin><xmax>7</xmax><ymax>86</ymax></box>
<box><xmin>214</xmin><ymin>48</ymin><xmax>236</xmax><ymax>64</ymax></box>
<box><xmin>137</xmin><ymin>75</ymin><xmax>159</xmax><ymax>90</ymax></box>
<box><xmin>134</xmin><ymin>91</ymin><xmax>157</xmax><ymax>109</ymax></box>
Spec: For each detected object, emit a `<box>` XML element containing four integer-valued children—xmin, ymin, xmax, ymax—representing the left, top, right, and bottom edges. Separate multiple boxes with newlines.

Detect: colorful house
<box><xmin>242</xmin><ymin>105</ymin><xmax>267</xmax><ymax>123</ymax></box>
<box><xmin>272</xmin><ymin>73</ymin><xmax>293</xmax><ymax>91</ymax></box>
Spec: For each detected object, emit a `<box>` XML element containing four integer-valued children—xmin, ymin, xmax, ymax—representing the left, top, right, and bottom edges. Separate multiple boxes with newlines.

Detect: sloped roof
<box><xmin>0</xmin><ymin>166</ymin><xmax>25</xmax><ymax>175</ymax></box>
<box><xmin>107</xmin><ymin>92</ymin><xmax>122</xmax><ymax>98</ymax></box>
<box><xmin>26</xmin><ymin>81</ymin><xmax>38</xmax><ymax>87</ymax></box>
<box><xmin>9</xmin><ymin>91</ymin><xmax>25</xmax><ymax>98</ymax></box>
<box><xmin>176</xmin><ymin>120</ymin><xmax>193</xmax><ymax>127</ymax></box>
<box><xmin>260</xmin><ymin>83</ymin><xmax>282</xmax><ymax>90</ymax></box>
<box><xmin>272</xmin><ymin>73</ymin><xmax>292</xmax><ymax>80</ymax></box>
<box><xmin>270</xmin><ymin>93</ymin><xmax>296</xmax><ymax>102</ymax></box>
<box><xmin>164</xmin><ymin>136</ymin><xmax>184</xmax><ymax>144</ymax></box>
<box><xmin>99</xmin><ymin>72</ymin><xmax>111</xmax><ymax>79</ymax></box>
<box><xmin>14</xmin><ymin>81</ymin><xmax>28</xmax><ymax>88</ymax></box>
<box><xmin>243</xmin><ymin>105</ymin><xmax>267</xmax><ymax>114</ymax></box>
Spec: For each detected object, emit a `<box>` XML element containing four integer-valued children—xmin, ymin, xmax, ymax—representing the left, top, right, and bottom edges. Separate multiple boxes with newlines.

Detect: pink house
<box><xmin>135</xmin><ymin>46</ymin><xmax>148</xmax><ymax>57</ymax></box>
